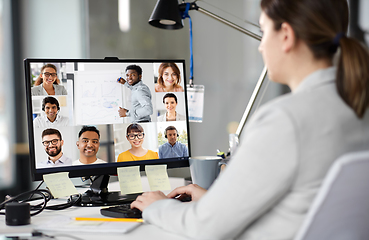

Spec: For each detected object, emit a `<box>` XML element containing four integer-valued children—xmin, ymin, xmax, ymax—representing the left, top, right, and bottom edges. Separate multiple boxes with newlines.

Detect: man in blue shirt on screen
<box><xmin>159</xmin><ymin>126</ymin><xmax>188</xmax><ymax>159</ymax></box>
<box><xmin>117</xmin><ymin>65</ymin><xmax>153</xmax><ymax>123</ymax></box>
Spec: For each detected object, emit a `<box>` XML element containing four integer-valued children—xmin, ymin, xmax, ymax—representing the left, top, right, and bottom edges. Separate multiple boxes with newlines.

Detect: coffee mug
<box><xmin>189</xmin><ymin>156</ymin><xmax>222</xmax><ymax>189</ymax></box>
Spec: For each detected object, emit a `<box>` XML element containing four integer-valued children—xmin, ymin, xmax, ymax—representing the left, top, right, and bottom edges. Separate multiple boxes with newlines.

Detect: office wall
<box><xmin>359</xmin><ymin>0</ymin><xmax>369</xmax><ymax>43</ymax></box>
<box><xmin>21</xmin><ymin>0</ymin><xmax>87</xmax><ymax>58</ymax></box>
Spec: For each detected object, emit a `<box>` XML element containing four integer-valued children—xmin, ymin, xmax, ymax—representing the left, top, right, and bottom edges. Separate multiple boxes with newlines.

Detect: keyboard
<box><xmin>100</xmin><ymin>203</ymin><xmax>142</xmax><ymax>218</ymax></box>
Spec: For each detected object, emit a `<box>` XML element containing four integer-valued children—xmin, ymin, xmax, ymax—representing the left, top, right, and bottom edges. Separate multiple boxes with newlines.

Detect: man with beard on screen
<box><xmin>38</xmin><ymin>128</ymin><xmax>72</xmax><ymax>168</ymax></box>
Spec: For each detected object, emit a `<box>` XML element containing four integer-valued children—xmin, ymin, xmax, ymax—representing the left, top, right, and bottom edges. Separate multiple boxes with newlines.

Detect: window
<box><xmin>0</xmin><ymin>0</ymin><xmax>14</xmax><ymax>190</ymax></box>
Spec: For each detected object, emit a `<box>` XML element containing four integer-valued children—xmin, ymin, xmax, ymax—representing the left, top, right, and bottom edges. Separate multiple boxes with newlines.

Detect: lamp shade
<box><xmin>149</xmin><ymin>0</ymin><xmax>183</xmax><ymax>29</ymax></box>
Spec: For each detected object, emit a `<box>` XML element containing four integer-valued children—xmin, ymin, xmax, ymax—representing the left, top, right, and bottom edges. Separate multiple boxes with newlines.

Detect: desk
<box><xmin>0</xmin><ymin>177</ymin><xmax>189</xmax><ymax>240</ymax></box>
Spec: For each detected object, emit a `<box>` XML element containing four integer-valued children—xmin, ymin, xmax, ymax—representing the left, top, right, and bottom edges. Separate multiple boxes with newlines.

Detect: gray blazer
<box><xmin>31</xmin><ymin>84</ymin><xmax>67</xmax><ymax>96</ymax></box>
<box><xmin>142</xmin><ymin>67</ymin><xmax>369</xmax><ymax>240</ymax></box>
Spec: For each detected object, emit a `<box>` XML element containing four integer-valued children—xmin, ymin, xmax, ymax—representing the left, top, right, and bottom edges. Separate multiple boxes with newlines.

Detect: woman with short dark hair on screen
<box><xmin>117</xmin><ymin>123</ymin><xmax>158</xmax><ymax>162</ymax></box>
<box><xmin>130</xmin><ymin>0</ymin><xmax>369</xmax><ymax>239</ymax></box>
<box><xmin>157</xmin><ymin>93</ymin><xmax>186</xmax><ymax>122</ymax></box>
<box><xmin>31</xmin><ymin>63</ymin><xmax>68</xmax><ymax>96</ymax></box>
<box><xmin>155</xmin><ymin>62</ymin><xmax>184</xmax><ymax>92</ymax></box>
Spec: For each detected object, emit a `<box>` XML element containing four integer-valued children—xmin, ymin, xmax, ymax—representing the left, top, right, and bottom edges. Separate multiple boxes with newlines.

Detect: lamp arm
<box><xmin>236</xmin><ymin>66</ymin><xmax>268</xmax><ymax>136</ymax></box>
<box><xmin>179</xmin><ymin>2</ymin><xmax>262</xmax><ymax>41</ymax></box>
<box><xmin>196</xmin><ymin>7</ymin><xmax>262</xmax><ymax>41</ymax></box>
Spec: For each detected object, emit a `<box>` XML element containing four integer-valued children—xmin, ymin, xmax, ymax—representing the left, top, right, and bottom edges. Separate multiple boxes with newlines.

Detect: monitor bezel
<box><xmin>24</xmin><ymin>58</ymin><xmax>190</xmax><ymax>181</ymax></box>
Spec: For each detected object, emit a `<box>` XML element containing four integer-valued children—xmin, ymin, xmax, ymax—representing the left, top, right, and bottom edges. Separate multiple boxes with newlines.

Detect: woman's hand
<box><xmin>131</xmin><ymin>191</ymin><xmax>168</xmax><ymax>211</ymax></box>
<box><xmin>167</xmin><ymin>184</ymin><xmax>207</xmax><ymax>202</ymax></box>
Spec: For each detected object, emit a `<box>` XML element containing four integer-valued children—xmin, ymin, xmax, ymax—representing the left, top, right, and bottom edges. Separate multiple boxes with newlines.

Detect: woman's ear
<box><xmin>280</xmin><ymin>22</ymin><xmax>296</xmax><ymax>53</ymax></box>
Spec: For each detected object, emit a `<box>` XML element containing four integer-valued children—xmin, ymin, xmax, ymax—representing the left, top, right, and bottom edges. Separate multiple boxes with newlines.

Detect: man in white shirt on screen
<box><xmin>73</xmin><ymin>126</ymin><xmax>106</xmax><ymax>165</ymax></box>
<box><xmin>116</xmin><ymin>64</ymin><xmax>153</xmax><ymax>123</ymax></box>
<box><xmin>33</xmin><ymin>96</ymin><xmax>69</xmax><ymax>128</ymax></box>
<box><xmin>38</xmin><ymin>128</ymin><xmax>72</xmax><ymax>168</ymax></box>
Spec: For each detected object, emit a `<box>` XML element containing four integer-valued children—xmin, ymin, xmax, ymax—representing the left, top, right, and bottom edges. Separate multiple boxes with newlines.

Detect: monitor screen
<box><xmin>24</xmin><ymin>58</ymin><xmax>190</xmax><ymax>182</ymax></box>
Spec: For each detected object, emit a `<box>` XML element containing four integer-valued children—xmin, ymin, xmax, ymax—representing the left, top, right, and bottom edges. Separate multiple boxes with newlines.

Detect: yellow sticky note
<box><xmin>145</xmin><ymin>165</ymin><xmax>171</xmax><ymax>191</ymax></box>
<box><xmin>43</xmin><ymin>172</ymin><xmax>78</xmax><ymax>198</ymax></box>
<box><xmin>117</xmin><ymin>166</ymin><xmax>143</xmax><ymax>194</ymax></box>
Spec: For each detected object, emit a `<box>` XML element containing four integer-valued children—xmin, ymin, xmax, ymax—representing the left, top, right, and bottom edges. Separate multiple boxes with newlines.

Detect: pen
<box><xmin>117</xmin><ymin>77</ymin><xmax>122</xmax><ymax>82</ymax></box>
<box><xmin>74</xmin><ymin>217</ymin><xmax>144</xmax><ymax>223</ymax></box>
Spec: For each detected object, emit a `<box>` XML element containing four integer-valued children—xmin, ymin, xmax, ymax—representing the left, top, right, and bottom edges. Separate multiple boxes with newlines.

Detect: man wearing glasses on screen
<box><xmin>38</xmin><ymin>128</ymin><xmax>72</xmax><ymax>168</ymax></box>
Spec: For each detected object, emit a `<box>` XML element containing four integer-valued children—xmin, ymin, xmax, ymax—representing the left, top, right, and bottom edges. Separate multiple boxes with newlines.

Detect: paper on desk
<box><xmin>35</xmin><ymin>216</ymin><xmax>142</xmax><ymax>233</ymax></box>
<box><xmin>43</xmin><ymin>172</ymin><xmax>78</xmax><ymax>198</ymax></box>
<box><xmin>145</xmin><ymin>165</ymin><xmax>171</xmax><ymax>191</ymax></box>
<box><xmin>117</xmin><ymin>166</ymin><xmax>143</xmax><ymax>194</ymax></box>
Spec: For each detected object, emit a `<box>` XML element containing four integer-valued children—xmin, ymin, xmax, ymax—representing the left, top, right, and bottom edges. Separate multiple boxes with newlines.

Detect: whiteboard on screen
<box><xmin>74</xmin><ymin>70</ymin><xmax>125</xmax><ymax>125</ymax></box>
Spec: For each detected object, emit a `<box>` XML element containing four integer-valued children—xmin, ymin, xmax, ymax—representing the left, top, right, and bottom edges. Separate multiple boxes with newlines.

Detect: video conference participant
<box><xmin>158</xmin><ymin>126</ymin><xmax>188</xmax><ymax>159</ymax></box>
<box><xmin>155</xmin><ymin>62</ymin><xmax>184</xmax><ymax>92</ymax></box>
<box><xmin>33</xmin><ymin>96</ymin><xmax>69</xmax><ymax>128</ymax></box>
<box><xmin>31</xmin><ymin>63</ymin><xmax>67</xmax><ymax>96</ymax></box>
<box><xmin>130</xmin><ymin>1</ymin><xmax>369</xmax><ymax>239</ymax></box>
<box><xmin>117</xmin><ymin>123</ymin><xmax>158</xmax><ymax>162</ymax></box>
<box><xmin>73</xmin><ymin>126</ymin><xmax>106</xmax><ymax>165</ymax></box>
<box><xmin>157</xmin><ymin>93</ymin><xmax>185</xmax><ymax>122</ymax></box>
<box><xmin>38</xmin><ymin>128</ymin><xmax>72</xmax><ymax>168</ymax></box>
<box><xmin>116</xmin><ymin>65</ymin><xmax>153</xmax><ymax>123</ymax></box>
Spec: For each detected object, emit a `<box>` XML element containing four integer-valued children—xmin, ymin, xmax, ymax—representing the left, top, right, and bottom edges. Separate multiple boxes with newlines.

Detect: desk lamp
<box><xmin>149</xmin><ymin>0</ymin><xmax>267</xmax><ymax>137</ymax></box>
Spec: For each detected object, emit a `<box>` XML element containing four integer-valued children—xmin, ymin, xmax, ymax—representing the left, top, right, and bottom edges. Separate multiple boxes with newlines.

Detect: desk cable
<box><xmin>0</xmin><ymin>181</ymin><xmax>82</xmax><ymax>216</ymax></box>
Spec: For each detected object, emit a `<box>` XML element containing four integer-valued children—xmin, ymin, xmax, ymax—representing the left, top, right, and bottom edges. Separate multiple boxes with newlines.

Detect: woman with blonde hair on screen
<box><xmin>130</xmin><ymin>0</ymin><xmax>369</xmax><ymax>239</ymax></box>
<box><xmin>31</xmin><ymin>63</ymin><xmax>67</xmax><ymax>96</ymax></box>
<box><xmin>155</xmin><ymin>62</ymin><xmax>184</xmax><ymax>92</ymax></box>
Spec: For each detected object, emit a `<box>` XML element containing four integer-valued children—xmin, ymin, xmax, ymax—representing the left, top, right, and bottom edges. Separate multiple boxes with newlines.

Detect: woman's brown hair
<box><xmin>157</xmin><ymin>62</ymin><xmax>181</xmax><ymax>89</ymax></box>
<box><xmin>34</xmin><ymin>63</ymin><xmax>60</xmax><ymax>86</ymax></box>
<box><xmin>126</xmin><ymin>123</ymin><xmax>144</xmax><ymax>136</ymax></box>
<box><xmin>261</xmin><ymin>0</ymin><xmax>369</xmax><ymax>118</ymax></box>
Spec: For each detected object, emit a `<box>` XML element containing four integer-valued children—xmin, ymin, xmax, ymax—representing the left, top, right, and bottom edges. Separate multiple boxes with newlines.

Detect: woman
<box><xmin>117</xmin><ymin>123</ymin><xmax>158</xmax><ymax>162</ymax></box>
<box><xmin>31</xmin><ymin>64</ymin><xmax>67</xmax><ymax>96</ymax></box>
<box><xmin>130</xmin><ymin>1</ymin><xmax>369</xmax><ymax>239</ymax></box>
<box><xmin>157</xmin><ymin>93</ymin><xmax>186</xmax><ymax>122</ymax></box>
<box><xmin>155</xmin><ymin>62</ymin><xmax>184</xmax><ymax>92</ymax></box>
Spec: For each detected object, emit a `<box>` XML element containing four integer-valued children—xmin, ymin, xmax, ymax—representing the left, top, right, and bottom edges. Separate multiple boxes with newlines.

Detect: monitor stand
<box><xmin>77</xmin><ymin>175</ymin><xmax>141</xmax><ymax>207</ymax></box>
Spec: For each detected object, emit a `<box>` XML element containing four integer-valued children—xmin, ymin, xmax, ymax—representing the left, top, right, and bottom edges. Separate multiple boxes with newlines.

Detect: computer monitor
<box><xmin>24</xmin><ymin>58</ymin><xmax>190</xmax><ymax>205</ymax></box>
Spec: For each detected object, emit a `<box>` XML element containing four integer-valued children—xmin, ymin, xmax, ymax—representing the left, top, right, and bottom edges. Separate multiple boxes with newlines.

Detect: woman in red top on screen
<box><xmin>117</xmin><ymin>123</ymin><xmax>158</xmax><ymax>162</ymax></box>
<box><xmin>31</xmin><ymin>63</ymin><xmax>67</xmax><ymax>96</ymax></box>
<box><xmin>155</xmin><ymin>62</ymin><xmax>184</xmax><ymax>92</ymax></box>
